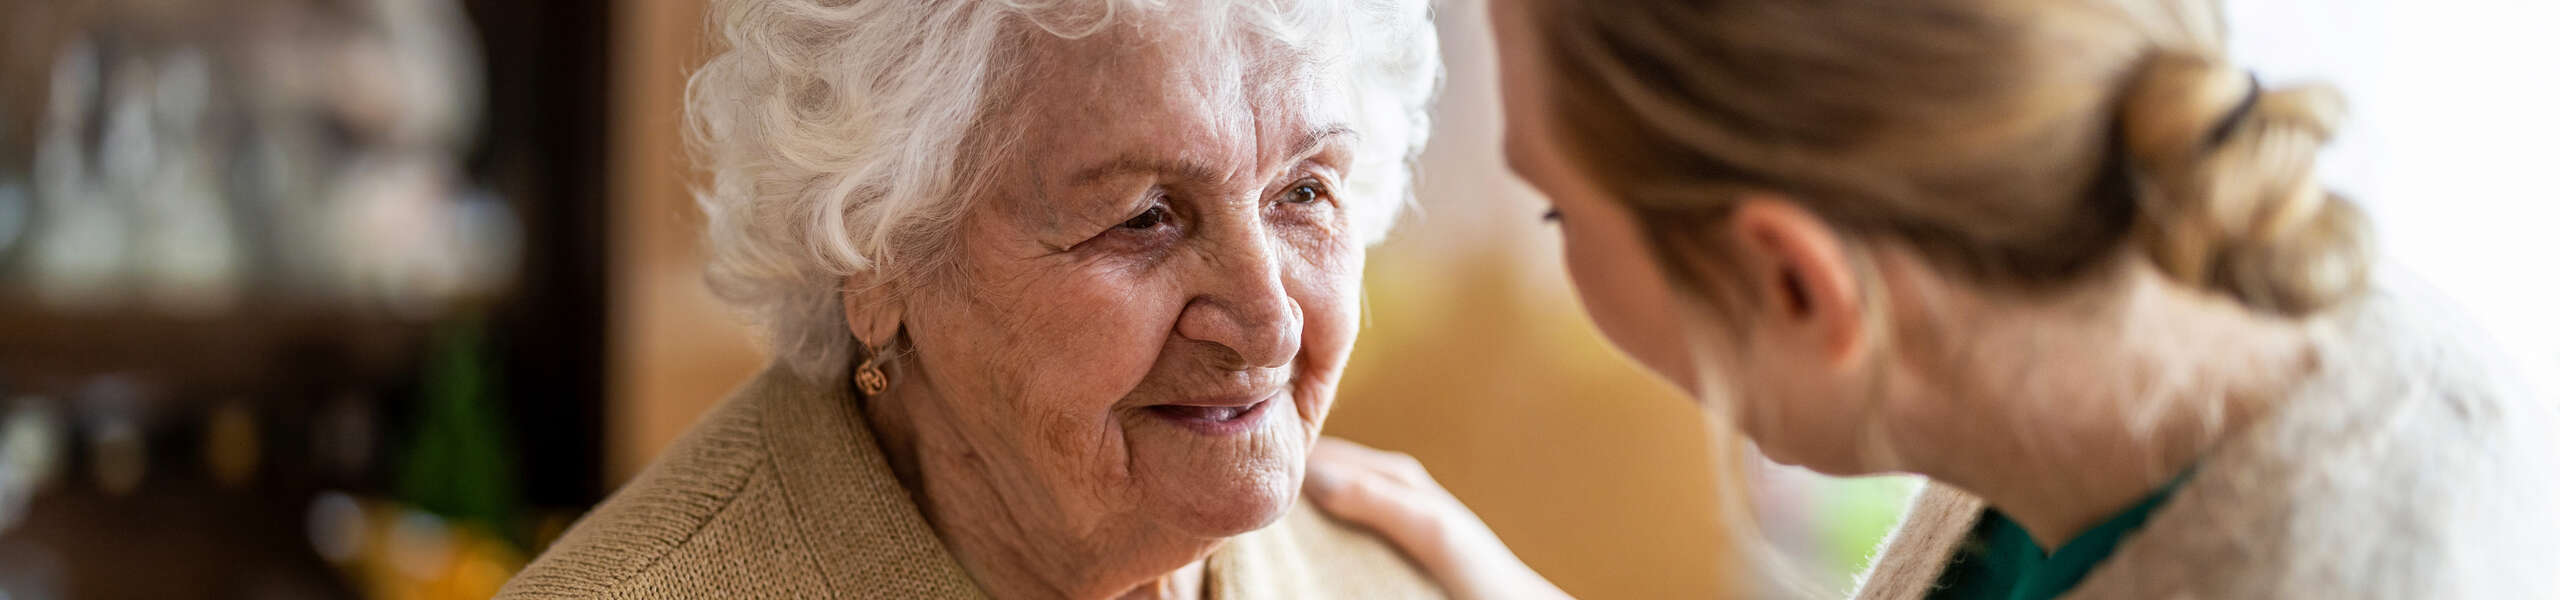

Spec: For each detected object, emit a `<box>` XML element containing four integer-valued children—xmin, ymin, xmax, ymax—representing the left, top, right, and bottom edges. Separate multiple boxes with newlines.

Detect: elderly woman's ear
<box><xmin>840</xmin><ymin>273</ymin><xmax>904</xmax><ymax>349</ymax></box>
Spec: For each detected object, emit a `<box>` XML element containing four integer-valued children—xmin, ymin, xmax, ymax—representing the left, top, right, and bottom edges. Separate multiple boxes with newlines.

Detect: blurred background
<box><xmin>0</xmin><ymin>0</ymin><xmax>2551</xmax><ymax>598</ymax></box>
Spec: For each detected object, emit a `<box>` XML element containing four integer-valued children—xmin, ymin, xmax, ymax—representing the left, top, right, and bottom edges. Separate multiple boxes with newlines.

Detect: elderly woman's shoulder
<box><xmin>499</xmin><ymin>367</ymin><xmax>993</xmax><ymax>599</ymax></box>
<box><xmin>494</xmin><ymin>386</ymin><xmax>826</xmax><ymax>599</ymax></box>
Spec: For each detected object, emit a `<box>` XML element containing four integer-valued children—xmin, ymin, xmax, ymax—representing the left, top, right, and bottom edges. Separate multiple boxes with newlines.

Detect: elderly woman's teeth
<box><xmin>1145</xmin><ymin>400</ymin><xmax>1272</xmax><ymax>434</ymax></box>
<box><xmin>1150</xmin><ymin>405</ymin><xmax>1244</xmax><ymax>420</ymax></box>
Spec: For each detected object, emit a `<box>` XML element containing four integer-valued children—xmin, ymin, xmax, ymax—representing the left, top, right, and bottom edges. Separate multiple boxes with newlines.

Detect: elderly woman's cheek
<box><xmin>1286</xmin><ymin>233</ymin><xmax>1366</xmax><ymax>428</ymax></box>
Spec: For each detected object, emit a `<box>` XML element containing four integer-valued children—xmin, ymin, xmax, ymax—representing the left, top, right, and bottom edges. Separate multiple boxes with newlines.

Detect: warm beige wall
<box><xmin>605</xmin><ymin>0</ymin><xmax>763</xmax><ymax>482</ymax></box>
<box><xmin>1321</xmin><ymin>3</ymin><xmax>1739</xmax><ymax>595</ymax></box>
<box><xmin>604</xmin><ymin>1</ymin><xmax>1740</xmax><ymax>596</ymax></box>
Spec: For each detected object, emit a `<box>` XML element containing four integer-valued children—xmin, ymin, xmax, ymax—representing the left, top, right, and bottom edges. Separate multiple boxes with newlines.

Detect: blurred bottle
<box><xmin>397</xmin><ymin>319</ymin><xmax>523</xmax><ymax>545</ymax></box>
<box><xmin>131</xmin><ymin>48</ymin><xmax>245</xmax><ymax>316</ymax></box>
<box><xmin>25</xmin><ymin>38</ymin><xmax>128</xmax><ymax>310</ymax></box>
<box><xmin>0</xmin><ymin>92</ymin><xmax>26</xmax><ymax>271</ymax></box>
<box><xmin>78</xmin><ymin>375</ymin><xmax>151</xmax><ymax>498</ymax></box>
<box><xmin>0</xmin><ymin>397</ymin><xmax>68</xmax><ymax>535</ymax></box>
<box><xmin>0</xmin><ymin>177</ymin><xmax>25</xmax><ymax>275</ymax></box>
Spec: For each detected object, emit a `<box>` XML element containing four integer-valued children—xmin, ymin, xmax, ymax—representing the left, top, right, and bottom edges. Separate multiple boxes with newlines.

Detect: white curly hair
<box><xmin>684</xmin><ymin>0</ymin><xmax>1442</xmax><ymax>378</ymax></box>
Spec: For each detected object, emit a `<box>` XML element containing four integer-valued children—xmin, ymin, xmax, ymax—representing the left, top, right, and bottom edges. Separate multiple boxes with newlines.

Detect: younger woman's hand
<box><xmin>1303</xmin><ymin>437</ymin><xmax>1572</xmax><ymax>600</ymax></box>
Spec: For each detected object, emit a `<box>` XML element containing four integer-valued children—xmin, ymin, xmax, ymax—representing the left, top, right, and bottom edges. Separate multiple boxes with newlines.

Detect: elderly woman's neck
<box><xmin>859</xmin><ymin>377</ymin><xmax>1213</xmax><ymax>600</ymax></box>
<box><xmin>1893</xmin><ymin>267</ymin><xmax>2318</xmax><ymax>549</ymax></box>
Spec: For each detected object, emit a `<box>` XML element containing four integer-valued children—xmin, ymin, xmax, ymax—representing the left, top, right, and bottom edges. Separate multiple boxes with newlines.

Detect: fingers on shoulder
<box><xmin>1315</xmin><ymin>437</ymin><xmax>1435</xmax><ymax>481</ymax></box>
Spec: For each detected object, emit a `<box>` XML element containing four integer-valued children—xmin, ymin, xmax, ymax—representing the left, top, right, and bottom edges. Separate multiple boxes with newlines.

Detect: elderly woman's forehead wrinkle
<box><xmin>995</xmin><ymin>20</ymin><xmax>1346</xmax><ymax>230</ymax></box>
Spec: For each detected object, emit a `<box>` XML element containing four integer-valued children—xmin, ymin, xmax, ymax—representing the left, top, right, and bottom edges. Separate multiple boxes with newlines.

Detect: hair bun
<box><xmin>2117</xmin><ymin>52</ymin><xmax>2371</xmax><ymax>316</ymax></box>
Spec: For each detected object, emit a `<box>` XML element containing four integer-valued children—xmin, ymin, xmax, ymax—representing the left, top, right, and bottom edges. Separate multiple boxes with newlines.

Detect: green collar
<box><xmin>1928</xmin><ymin>473</ymin><xmax>2189</xmax><ymax>600</ymax></box>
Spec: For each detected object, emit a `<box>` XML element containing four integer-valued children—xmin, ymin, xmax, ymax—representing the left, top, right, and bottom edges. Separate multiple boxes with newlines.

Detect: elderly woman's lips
<box><xmin>1143</xmin><ymin>397</ymin><xmax>1274</xmax><ymax>436</ymax></box>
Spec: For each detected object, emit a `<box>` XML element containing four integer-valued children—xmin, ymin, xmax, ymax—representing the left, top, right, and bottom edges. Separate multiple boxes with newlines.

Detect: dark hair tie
<box><xmin>2205</xmin><ymin>73</ymin><xmax>2262</xmax><ymax>146</ymax></box>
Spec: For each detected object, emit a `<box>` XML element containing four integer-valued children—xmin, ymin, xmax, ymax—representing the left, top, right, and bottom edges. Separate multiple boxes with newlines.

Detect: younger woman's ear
<box><xmin>841</xmin><ymin>271</ymin><xmax>905</xmax><ymax>347</ymax></box>
<box><xmin>1724</xmin><ymin>197</ymin><xmax>1868</xmax><ymax>368</ymax></box>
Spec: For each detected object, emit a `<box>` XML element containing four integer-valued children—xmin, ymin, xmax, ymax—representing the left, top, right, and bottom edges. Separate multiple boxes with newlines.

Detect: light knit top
<box><xmin>497</xmin><ymin>366</ymin><xmax>1443</xmax><ymax>599</ymax></box>
<box><xmin>1855</xmin><ymin>270</ymin><xmax>2560</xmax><ymax>599</ymax></box>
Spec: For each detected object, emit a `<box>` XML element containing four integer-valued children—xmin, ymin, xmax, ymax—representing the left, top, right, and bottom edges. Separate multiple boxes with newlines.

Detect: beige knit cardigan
<box><xmin>495</xmin><ymin>366</ymin><xmax>1443</xmax><ymax>599</ymax></box>
<box><xmin>1851</xmin><ymin>273</ymin><xmax>2560</xmax><ymax>599</ymax></box>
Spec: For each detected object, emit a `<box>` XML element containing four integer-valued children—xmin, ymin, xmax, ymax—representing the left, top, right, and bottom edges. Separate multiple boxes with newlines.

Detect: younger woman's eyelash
<box><xmin>1541</xmin><ymin>208</ymin><xmax>1562</xmax><ymax>223</ymax></box>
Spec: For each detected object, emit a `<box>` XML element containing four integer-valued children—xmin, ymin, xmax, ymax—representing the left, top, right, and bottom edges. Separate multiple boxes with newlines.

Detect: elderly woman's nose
<box><xmin>1175</xmin><ymin>237</ymin><xmax>1306</xmax><ymax>370</ymax></box>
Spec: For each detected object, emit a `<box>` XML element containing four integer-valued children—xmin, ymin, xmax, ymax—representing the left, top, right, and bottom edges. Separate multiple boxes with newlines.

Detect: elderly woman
<box><xmin>1306</xmin><ymin>0</ymin><xmax>2560</xmax><ymax>598</ymax></box>
<box><xmin>498</xmin><ymin>1</ymin><xmax>1443</xmax><ymax>598</ymax></box>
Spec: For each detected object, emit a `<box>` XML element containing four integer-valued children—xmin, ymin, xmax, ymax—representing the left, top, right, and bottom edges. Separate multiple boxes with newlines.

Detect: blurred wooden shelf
<box><xmin>0</xmin><ymin>476</ymin><xmax>358</xmax><ymax>598</ymax></box>
<box><xmin>0</xmin><ymin>300</ymin><xmax>434</xmax><ymax>396</ymax></box>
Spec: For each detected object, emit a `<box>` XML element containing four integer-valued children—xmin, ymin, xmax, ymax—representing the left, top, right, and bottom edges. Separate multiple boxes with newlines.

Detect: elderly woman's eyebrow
<box><xmin>1283</xmin><ymin>124</ymin><xmax>1359</xmax><ymax>169</ymax></box>
<box><xmin>1066</xmin><ymin>123</ymin><xmax>1358</xmax><ymax>188</ymax></box>
<box><xmin>1069</xmin><ymin>154</ymin><xmax>1226</xmax><ymax>188</ymax></box>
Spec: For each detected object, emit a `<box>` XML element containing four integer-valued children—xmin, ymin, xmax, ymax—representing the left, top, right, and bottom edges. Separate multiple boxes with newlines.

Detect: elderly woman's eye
<box><xmin>1284</xmin><ymin>180</ymin><xmax>1329</xmax><ymax>205</ymax></box>
<box><xmin>1121</xmin><ymin>205</ymin><xmax>1171</xmax><ymax>230</ymax></box>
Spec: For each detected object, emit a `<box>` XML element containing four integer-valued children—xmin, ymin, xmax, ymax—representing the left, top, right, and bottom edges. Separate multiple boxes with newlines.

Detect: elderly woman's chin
<box><xmin>1119</xmin><ymin>392</ymin><xmax>1323</xmax><ymax>537</ymax></box>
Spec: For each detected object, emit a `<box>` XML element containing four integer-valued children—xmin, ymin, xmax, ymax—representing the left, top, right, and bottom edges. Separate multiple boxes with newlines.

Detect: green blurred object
<box><xmin>396</xmin><ymin>316</ymin><xmax>527</xmax><ymax>549</ymax></box>
<box><xmin>1817</xmin><ymin>475</ymin><xmax>1921</xmax><ymax>583</ymax></box>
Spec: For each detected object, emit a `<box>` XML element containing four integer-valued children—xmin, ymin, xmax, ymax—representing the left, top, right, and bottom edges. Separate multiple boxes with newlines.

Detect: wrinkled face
<box><xmin>898</xmin><ymin>15</ymin><xmax>1364</xmax><ymax>546</ymax></box>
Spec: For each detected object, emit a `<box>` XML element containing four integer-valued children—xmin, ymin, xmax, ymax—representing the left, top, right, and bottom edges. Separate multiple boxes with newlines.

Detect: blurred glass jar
<box><xmin>0</xmin><ymin>398</ymin><xmax>69</xmax><ymax>534</ymax></box>
<box><xmin>4</xmin><ymin>0</ymin><xmax>511</xmax><ymax>318</ymax></box>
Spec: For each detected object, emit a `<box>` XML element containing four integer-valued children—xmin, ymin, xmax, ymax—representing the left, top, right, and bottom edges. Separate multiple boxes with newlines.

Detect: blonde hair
<box><xmin>1528</xmin><ymin>0</ymin><xmax>2370</xmax><ymax>322</ymax></box>
<box><xmin>685</xmin><ymin>0</ymin><xmax>1440</xmax><ymax>377</ymax></box>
